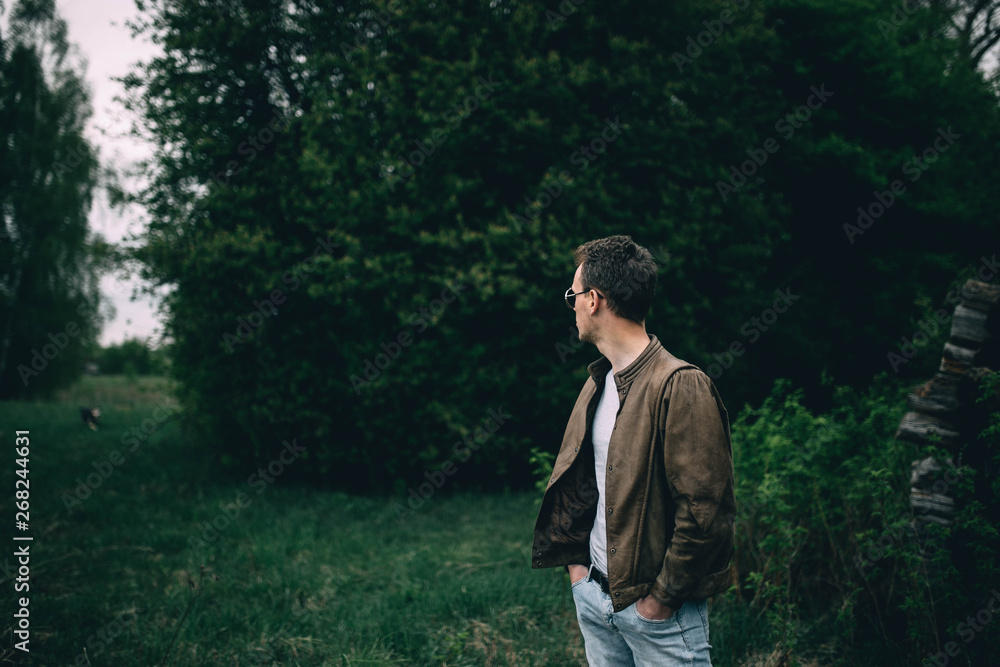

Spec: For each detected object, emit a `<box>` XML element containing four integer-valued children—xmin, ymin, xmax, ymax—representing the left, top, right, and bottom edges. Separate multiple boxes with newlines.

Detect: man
<box><xmin>531</xmin><ymin>235</ymin><xmax>736</xmax><ymax>666</ymax></box>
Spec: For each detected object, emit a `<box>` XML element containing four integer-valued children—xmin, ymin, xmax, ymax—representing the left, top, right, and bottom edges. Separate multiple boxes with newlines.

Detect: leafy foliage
<box><xmin>724</xmin><ymin>371</ymin><xmax>1000</xmax><ymax>665</ymax></box>
<box><xmin>0</xmin><ymin>0</ymin><xmax>106</xmax><ymax>399</ymax></box>
<box><xmin>116</xmin><ymin>0</ymin><xmax>1000</xmax><ymax>490</ymax></box>
<box><xmin>97</xmin><ymin>337</ymin><xmax>170</xmax><ymax>376</ymax></box>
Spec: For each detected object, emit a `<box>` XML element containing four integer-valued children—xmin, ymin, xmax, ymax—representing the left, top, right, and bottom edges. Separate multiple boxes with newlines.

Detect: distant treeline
<box><xmin>94</xmin><ymin>338</ymin><xmax>170</xmax><ymax>376</ymax></box>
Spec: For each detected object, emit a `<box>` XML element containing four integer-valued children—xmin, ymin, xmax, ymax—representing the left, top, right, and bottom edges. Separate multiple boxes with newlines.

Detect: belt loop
<box><xmin>586</xmin><ymin>563</ymin><xmax>595</xmax><ymax>582</ymax></box>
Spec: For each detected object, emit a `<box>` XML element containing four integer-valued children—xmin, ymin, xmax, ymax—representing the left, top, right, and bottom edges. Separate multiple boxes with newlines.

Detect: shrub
<box><xmin>98</xmin><ymin>338</ymin><xmax>168</xmax><ymax>376</ymax></box>
<box><xmin>721</xmin><ymin>371</ymin><xmax>1000</xmax><ymax>665</ymax></box>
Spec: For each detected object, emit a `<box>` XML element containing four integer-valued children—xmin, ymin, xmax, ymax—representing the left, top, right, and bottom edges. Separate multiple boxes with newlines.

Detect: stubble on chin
<box><xmin>578</xmin><ymin>326</ymin><xmax>598</xmax><ymax>346</ymax></box>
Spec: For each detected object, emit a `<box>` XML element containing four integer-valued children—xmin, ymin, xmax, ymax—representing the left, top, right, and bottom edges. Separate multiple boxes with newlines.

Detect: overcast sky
<box><xmin>57</xmin><ymin>0</ymin><xmax>164</xmax><ymax>348</ymax></box>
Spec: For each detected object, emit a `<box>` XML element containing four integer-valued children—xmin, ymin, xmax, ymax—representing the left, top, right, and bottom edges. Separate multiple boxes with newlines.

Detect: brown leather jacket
<box><xmin>531</xmin><ymin>334</ymin><xmax>736</xmax><ymax>613</ymax></box>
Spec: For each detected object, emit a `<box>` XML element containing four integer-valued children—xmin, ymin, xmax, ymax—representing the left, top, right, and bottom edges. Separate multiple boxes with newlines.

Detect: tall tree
<box><xmin>0</xmin><ymin>0</ymin><xmax>105</xmax><ymax>398</ymax></box>
<box><xmin>932</xmin><ymin>0</ymin><xmax>1000</xmax><ymax>69</ymax></box>
<box><xmin>120</xmin><ymin>0</ymin><xmax>1000</xmax><ymax>490</ymax></box>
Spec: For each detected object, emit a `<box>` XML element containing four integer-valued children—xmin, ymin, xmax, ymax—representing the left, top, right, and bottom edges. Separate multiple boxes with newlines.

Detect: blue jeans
<box><xmin>571</xmin><ymin>569</ymin><xmax>713</xmax><ymax>666</ymax></box>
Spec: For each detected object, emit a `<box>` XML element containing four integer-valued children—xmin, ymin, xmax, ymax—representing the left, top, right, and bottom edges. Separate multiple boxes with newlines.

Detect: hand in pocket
<box><xmin>568</xmin><ymin>564</ymin><xmax>590</xmax><ymax>585</ymax></box>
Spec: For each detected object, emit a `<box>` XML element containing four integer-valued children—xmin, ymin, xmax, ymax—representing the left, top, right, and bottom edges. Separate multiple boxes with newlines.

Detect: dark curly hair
<box><xmin>573</xmin><ymin>235</ymin><xmax>658</xmax><ymax>324</ymax></box>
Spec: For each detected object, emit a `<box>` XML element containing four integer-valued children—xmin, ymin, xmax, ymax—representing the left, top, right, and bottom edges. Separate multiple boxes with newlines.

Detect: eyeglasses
<box><xmin>565</xmin><ymin>287</ymin><xmax>605</xmax><ymax>310</ymax></box>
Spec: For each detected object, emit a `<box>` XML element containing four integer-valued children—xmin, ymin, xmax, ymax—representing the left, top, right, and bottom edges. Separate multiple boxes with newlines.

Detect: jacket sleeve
<box><xmin>650</xmin><ymin>368</ymin><xmax>735</xmax><ymax>610</ymax></box>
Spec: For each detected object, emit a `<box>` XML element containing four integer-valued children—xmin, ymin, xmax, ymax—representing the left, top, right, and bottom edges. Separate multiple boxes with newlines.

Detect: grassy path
<box><xmin>1</xmin><ymin>376</ymin><xmax>586</xmax><ymax>665</ymax></box>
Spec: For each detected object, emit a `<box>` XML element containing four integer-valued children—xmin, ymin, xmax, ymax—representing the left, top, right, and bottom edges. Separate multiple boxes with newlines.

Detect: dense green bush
<box><xmin>97</xmin><ymin>337</ymin><xmax>169</xmax><ymax>376</ymax></box>
<box><xmin>118</xmin><ymin>0</ymin><xmax>1000</xmax><ymax>491</ymax></box>
<box><xmin>719</xmin><ymin>372</ymin><xmax>1000</xmax><ymax>665</ymax></box>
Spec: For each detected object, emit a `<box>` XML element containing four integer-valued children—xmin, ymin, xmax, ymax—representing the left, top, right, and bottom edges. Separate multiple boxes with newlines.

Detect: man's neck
<box><xmin>598</xmin><ymin>327</ymin><xmax>652</xmax><ymax>375</ymax></box>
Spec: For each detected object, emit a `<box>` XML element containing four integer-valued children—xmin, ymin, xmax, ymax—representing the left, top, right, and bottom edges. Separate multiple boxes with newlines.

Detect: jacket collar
<box><xmin>586</xmin><ymin>333</ymin><xmax>663</xmax><ymax>389</ymax></box>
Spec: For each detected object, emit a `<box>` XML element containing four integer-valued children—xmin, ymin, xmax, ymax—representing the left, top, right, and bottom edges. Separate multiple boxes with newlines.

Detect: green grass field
<box><xmin>1</xmin><ymin>375</ymin><xmax>773</xmax><ymax>666</ymax></box>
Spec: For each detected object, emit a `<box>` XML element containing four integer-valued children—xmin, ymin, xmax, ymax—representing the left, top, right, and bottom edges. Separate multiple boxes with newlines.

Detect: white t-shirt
<box><xmin>589</xmin><ymin>368</ymin><xmax>619</xmax><ymax>575</ymax></box>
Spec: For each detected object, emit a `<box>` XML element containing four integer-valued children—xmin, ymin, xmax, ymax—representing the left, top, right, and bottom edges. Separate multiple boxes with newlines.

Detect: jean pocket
<box><xmin>570</xmin><ymin>576</ymin><xmax>587</xmax><ymax>590</ymax></box>
<box><xmin>633</xmin><ymin>602</ymin><xmax>679</xmax><ymax>624</ymax></box>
